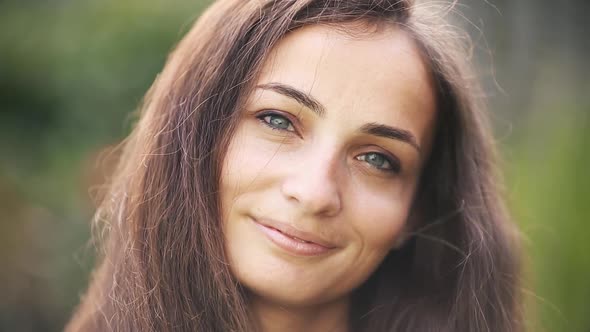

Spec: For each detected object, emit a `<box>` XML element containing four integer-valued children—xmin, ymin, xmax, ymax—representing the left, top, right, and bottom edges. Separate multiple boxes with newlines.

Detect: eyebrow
<box><xmin>256</xmin><ymin>82</ymin><xmax>421</xmax><ymax>153</ymax></box>
<box><xmin>256</xmin><ymin>83</ymin><xmax>326</xmax><ymax>117</ymax></box>
<box><xmin>360</xmin><ymin>123</ymin><xmax>421</xmax><ymax>152</ymax></box>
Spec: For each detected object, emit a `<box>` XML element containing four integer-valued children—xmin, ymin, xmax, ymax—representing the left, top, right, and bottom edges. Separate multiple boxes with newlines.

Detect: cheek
<box><xmin>220</xmin><ymin>128</ymin><xmax>250</xmax><ymax>221</ymax></box>
<box><xmin>221</xmin><ymin>124</ymin><xmax>279</xmax><ymax>189</ymax></box>
<box><xmin>220</xmin><ymin>122</ymin><xmax>286</xmax><ymax>224</ymax></box>
<box><xmin>220</xmin><ymin>127</ymin><xmax>261</xmax><ymax>205</ymax></box>
<box><xmin>349</xmin><ymin>185</ymin><xmax>414</xmax><ymax>252</ymax></box>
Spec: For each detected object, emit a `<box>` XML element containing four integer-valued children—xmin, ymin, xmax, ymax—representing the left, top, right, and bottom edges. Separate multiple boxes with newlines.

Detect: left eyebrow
<box><xmin>360</xmin><ymin>122</ymin><xmax>421</xmax><ymax>153</ymax></box>
<box><xmin>256</xmin><ymin>83</ymin><xmax>326</xmax><ymax>117</ymax></box>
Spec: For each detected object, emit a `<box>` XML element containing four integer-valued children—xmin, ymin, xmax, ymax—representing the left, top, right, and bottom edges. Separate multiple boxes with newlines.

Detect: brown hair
<box><xmin>67</xmin><ymin>0</ymin><xmax>523</xmax><ymax>331</ymax></box>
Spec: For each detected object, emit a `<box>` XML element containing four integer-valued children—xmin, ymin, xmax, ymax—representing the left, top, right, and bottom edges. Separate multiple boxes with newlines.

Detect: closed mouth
<box><xmin>251</xmin><ymin>216</ymin><xmax>337</xmax><ymax>256</ymax></box>
<box><xmin>266</xmin><ymin>225</ymin><xmax>316</xmax><ymax>244</ymax></box>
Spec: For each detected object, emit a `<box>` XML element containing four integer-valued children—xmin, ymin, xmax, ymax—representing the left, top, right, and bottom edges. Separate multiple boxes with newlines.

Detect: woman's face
<box><xmin>221</xmin><ymin>24</ymin><xmax>436</xmax><ymax>308</ymax></box>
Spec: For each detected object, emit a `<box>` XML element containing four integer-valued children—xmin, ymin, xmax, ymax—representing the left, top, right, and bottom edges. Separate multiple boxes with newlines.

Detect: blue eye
<box><xmin>356</xmin><ymin>152</ymin><xmax>401</xmax><ymax>173</ymax></box>
<box><xmin>258</xmin><ymin>112</ymin><xmax>295</xmax><ymax>132</ymax></box>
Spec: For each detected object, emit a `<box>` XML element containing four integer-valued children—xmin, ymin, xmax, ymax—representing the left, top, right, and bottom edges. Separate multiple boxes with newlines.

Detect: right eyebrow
<box><xmin>255</xmin><ymin>83</ymin><xmax>326</xmax><ymax>117</ymax></box>
<box><xmin>359</xmin><ymin>122</ymin><xmax>421</xmax><ymax>153</ymax></box>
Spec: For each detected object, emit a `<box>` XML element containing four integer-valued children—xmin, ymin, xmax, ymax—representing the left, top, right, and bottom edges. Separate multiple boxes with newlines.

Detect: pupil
<box><xmin>367</xmin><ymin>153</ymin><xmax>384</xmax><ymax>167</ymax></box>
<box><xmin>271</xmin><ymin>116</ymin><xmax>288</xmax><ymax>129</ymax></box>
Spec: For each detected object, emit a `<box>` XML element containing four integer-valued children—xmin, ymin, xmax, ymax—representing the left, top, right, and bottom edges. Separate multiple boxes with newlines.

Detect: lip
<box><xmin>251</xmin><ymin>217</ymin><xmax>337</xmax><ymax>256</ymax></box>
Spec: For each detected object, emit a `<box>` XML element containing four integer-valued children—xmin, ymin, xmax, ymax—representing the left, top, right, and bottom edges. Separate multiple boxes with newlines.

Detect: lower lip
<box><xmin>252</xmin><ymin>220</ymin><xmax>333</xmax><ymax>256</ymax></box>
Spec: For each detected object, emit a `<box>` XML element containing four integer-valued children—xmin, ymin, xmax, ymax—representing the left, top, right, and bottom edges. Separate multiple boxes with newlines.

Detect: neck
<box><xmin>251</xmin><ymin>296</ymin><xmax>351</xmax><ymax>332</ymax></box>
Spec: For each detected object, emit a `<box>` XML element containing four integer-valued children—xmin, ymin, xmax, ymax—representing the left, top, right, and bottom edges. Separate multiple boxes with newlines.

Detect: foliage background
<box><xmin>0</xmin><ymin>0</ymin><xmax>588</xmax><ymax>331</ymax></box>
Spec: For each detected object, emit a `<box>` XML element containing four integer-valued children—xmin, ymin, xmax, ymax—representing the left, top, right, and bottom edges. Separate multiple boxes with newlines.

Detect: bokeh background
<box><xmin>1</xmin><ymin>0</ymin><xmax>588</xmax><ymax>331</ymax></box>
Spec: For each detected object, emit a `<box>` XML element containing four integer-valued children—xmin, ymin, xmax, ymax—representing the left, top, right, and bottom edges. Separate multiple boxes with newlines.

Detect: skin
<box><xmin>221</xmin><ymin>24</ymin><xmax>436</xmax><ymax>332</ymax></box>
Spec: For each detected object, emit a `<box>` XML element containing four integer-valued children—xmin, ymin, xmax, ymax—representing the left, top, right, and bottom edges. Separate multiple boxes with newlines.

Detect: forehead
<box><xmin>255</xmin><ymin>24</ymin><xmax>436</xmax><ymax>151</ymax></box>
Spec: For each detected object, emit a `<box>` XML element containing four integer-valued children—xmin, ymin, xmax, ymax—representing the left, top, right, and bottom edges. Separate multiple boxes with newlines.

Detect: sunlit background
<box><xmin>1</xmin><ymin>0</ymin><xmax>588</xmax><ymax>331</ymax></box>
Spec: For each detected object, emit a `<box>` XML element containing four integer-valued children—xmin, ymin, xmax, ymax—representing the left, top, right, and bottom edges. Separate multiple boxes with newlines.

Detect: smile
<box><xmin>251</xmin><ymin>217</ymin><xmax>336</xmax><ymax>256</ymax></box>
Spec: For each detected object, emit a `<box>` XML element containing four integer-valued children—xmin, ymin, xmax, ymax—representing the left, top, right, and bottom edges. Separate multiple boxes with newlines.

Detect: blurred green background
<box><xmin>0</xmin><ymin>0</ymin><xmax>588</xmax><ymax>331</ymax></box>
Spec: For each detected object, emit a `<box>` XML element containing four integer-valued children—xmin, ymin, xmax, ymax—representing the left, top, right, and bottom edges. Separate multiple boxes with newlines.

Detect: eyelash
<box><xmin>256</xmin><ymin>111</ymin><xmax>401</xmax><ymax>174</ymax></box>
<box><xmin>355</xmin><ymin>152</ymin><xmax>401</xmax><ymax>174</ymax></box>
<box><xmin>257</xmin><ymin>111</ymin><xmax>297</xmax><ymax>133</ymax></box>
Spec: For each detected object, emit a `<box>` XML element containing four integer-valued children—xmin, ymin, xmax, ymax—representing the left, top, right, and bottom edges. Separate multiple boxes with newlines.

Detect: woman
<box><xmin>67</xmin><ymin>0</ymin><xmax>523</xmax><ymax>331</ymax></box>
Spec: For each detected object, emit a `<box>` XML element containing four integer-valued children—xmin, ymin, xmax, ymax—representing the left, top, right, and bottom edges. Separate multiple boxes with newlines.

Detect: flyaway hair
<box><xmin>67</xmin><ymin>1</ymin><xmax>523</xmax><ymax>331</ymax></box>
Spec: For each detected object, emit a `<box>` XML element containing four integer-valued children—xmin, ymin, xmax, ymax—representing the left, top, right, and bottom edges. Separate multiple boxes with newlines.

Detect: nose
<box><xmin>280</xmin><ymin>147</ymin><xmax>343</xmax><ymax>217</ymax></box>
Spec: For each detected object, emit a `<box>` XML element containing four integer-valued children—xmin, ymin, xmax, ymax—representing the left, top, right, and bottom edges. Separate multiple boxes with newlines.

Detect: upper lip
<box><xmin>253</xmin><ymin>217</ymin><xmax>338</xmax><ymax>249</ymax></box>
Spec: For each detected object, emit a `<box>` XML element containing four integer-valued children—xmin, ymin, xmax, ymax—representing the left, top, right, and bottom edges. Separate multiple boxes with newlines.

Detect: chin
<box><xmin>228</xmin><ymin>251</ymin><xmax>346</xmax><ymax>308</ymax></box>
<box><xmin>244</xmin><ymin>278</ymin><xmax>341</xmax><ymax>308</ymax></box>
